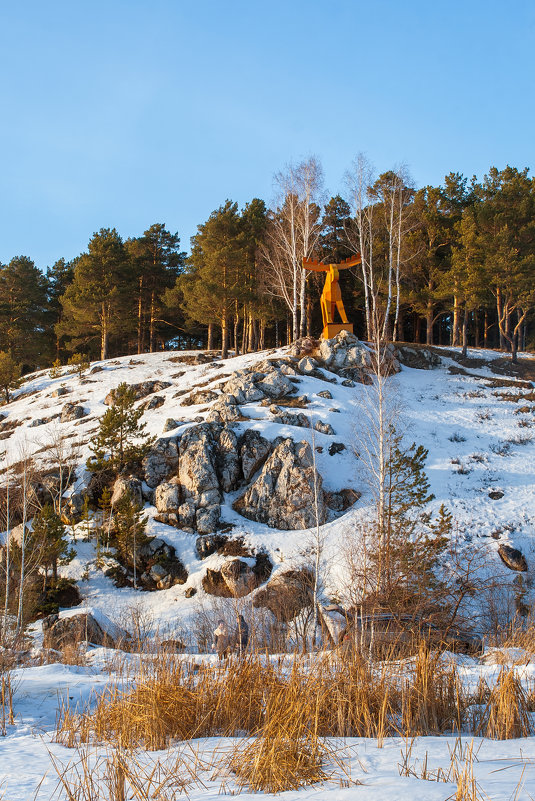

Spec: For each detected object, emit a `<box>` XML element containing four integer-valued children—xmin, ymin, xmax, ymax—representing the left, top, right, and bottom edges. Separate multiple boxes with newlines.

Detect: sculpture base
<box><xmin>322</xmin><ymin>323</ymin><xmax>354</xmax><ymax>340</ymax></box>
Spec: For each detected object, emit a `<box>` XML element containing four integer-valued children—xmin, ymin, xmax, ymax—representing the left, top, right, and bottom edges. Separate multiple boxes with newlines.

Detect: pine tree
<box><xmin>112</xmin><ymin>491</ymin><xmax>149</xmax><ymax>589</ymax></box>
<box><xmin>126</xmin><ymin>224</ymin><xmax>185</xmax><ymax>353</ymax></box>
<box><xmin>0</xmin><ymin>256</ymin><xmax>49</xmax><ymax>364</ymax></box>
<box><xmin>182</xmin><ymin>201</ymin><xmax>246</xmax><ymax>358</ymax></box>
<box><xmin>57</xmin><ymin>228</ymin><xmax>132</xmax><ymax>360</ymax></box>
<box><xmin>0</xmin><ymin>352</ymin><xmax>21</xmax><ymax>402</ymax></box>
<box><xmin>87</xmin><ymin>383</ymin><xmax>154</xmax><ymax>473</ymax></box>
<box><xmin>30</xmin><ymin>504</ymin><xmax>73</xmax><ymax>587</ymax></box>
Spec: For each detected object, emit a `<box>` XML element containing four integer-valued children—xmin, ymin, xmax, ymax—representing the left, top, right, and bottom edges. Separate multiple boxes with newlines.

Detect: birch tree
<box><xmin>261</xmin><ymin>157</ymin><xmax>324</xmax><ymax>340</ymax></box>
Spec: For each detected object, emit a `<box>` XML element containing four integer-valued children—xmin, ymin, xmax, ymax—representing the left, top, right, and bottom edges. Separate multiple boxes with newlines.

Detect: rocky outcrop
<box><xmin>325</xmin><ymin>488</ymin><xmax>361</xmax><ymax>512</ymax></box>
<box><xmin>61</xmin><ymin>403</ymin><xmax>87</xmax><ymax>422</ymax></box>
<box><xmin>234</xmin><ymin>438</ymin><xmax>326</xmax><ymax>530</ymax></box>
<box><xmin>42</xmin><ymin>610</ymin><xmax>131</xmax><ymax>650</ymax></box>
<box><xmin>394</xmin><ymin>345</ymin><xmax>441</xmax><ymax>370</ymax></box>
<box><xmin>498</xmin><ymin>544</ymin><xmax>528</xmax><ymax>572</ymax></box>
<box><xmin>181</xmin><ymin>389</ymin><xmax>219</xmax><ymax>406</ymax></box>
<box><xmin>143</xmin><ymin>436</ymin><xmax>180</xmax><ymax>487</ymax></box>
<box><xmin>269</xmin><ymin>405</ymin><xmax>310</xmax><ymax>429</ymax></box>
<box><xmin>253</xmin><ymin>569</ymin><xmax>314</xmax><ymax>621</ymax></box>
<box><xmin>239</xmin><ymin>430</ymin><xmax>272</xmax><ymax>482</ymax></box>
<box><xmin>111</xmin><ymin>475</ymin><xmax>143</xmax><ymax>507</ymax></box>
<box><xmin>202</xmin><ymin>553</ymin><xmax>272</xmax><ymax>598</ymax></box>
<box><xmin>178</xmin><ymin>423</ymin><xmax>221</xmax><ymax>532</ymax></box>
<box><xmin>104</xmin><ymin>380</ymin><xmax>172</xmax><ymax>405</ymax></box>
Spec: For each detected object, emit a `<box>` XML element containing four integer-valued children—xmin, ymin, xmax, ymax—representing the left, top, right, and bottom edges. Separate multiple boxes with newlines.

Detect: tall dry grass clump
<box><xmin>477</xmin><ymin>668</ymin><xmax>533</xmax><ymax>739</ymax></box>
<box><xmin>56</xmin><ymin>647</ymin><xmax>474</xmax><ymax>752</ymax></box>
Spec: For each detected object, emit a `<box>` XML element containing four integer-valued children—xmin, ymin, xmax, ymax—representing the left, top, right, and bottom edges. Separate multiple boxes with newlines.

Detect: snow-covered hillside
<box><xmin>1</xmin><ymin>338</ymin><xmax>534</xmax><ymax>636</ymax></box>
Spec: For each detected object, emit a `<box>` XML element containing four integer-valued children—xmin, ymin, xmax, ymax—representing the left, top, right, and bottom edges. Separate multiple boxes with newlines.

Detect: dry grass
<box><xmin>56</xmin><ymin>647</ymin><xmax>470</xmax><ymax>753</ymax></box>
<box><xmin>477</xmin><ymin>669</ymin><xmax>533</xmax><ymax>739</ymax></box>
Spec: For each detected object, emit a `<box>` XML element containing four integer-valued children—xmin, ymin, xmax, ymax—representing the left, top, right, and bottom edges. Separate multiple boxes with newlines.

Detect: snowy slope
<box><xmin>0</xmin><ymin>344</ymin><xmax>534</xmax><ymax>636</ymax></box>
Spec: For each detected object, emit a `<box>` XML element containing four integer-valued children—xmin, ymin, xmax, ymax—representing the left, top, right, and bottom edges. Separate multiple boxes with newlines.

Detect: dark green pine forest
<box><xmin>1</xmin><ymin>162</ymin><xmax>534</xmax><ymax>378</ymax></box>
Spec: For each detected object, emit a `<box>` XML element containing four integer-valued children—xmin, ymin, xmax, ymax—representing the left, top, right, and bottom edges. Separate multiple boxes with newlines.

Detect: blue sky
<box><xmin>0</xmin><ymin>0</ymin><xmax>533</xmax><ymax>270</ymax></box>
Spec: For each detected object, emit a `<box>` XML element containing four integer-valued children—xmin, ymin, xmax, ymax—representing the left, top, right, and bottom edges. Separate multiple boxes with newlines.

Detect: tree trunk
<box><xmin>149</xmin><ymin>291</ymin><xmax>156</xmax><ymax>352</ymax></box>
<box><xmin>426</xmin><ymin>299</ymin><xmax>434</xmax><ymax>345</ymax></box>
<box><xmin>484</xmin><ymin>310</ymin><xmax>489</xmax><ymax>349</ymax></box>
<box><xmin>233</xmin><ymin>314</ymin><xmax>239</xmax><ymax>357</ymax></box>
<box><xmin>221</xmin><ymin>317</ymin><xmax>228</xmax><ymax>360</ymax></box>
<box><xmin>461</xmin><ymin>305</ymin><xmax>469</xmax><ymax>357</ymax></box>
<box><xmin>207</xmin><ymin>322</ymin><xmax>214</xmax><ymax>351</ymax></box>
<box><xmin>137</xmin><ymin>278</ymin><xmax>144</xmax><ymax>354</ymax></box>
<box><xmin>101</xmin><ymin>305</ymin><xmax>109</xmax><ymax>360</ymax></box>
<box><xmin>452</xmin><ymin>294</ymin><xmax>461</xmax><ymax>347</ymax></box>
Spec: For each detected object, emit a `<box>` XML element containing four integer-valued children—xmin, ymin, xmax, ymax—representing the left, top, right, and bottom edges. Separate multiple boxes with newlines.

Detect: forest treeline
<box><xmin>1</xmin><ymin>158</ymin><xmax>534</xmax><ymax>373</ymax></box>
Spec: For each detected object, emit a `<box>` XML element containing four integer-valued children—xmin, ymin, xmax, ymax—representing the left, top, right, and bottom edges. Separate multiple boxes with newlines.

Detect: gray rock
<box><xmin>51</xmin><ymin>387</ymin><xmax>69</xmax><ymax>397</ymax></box>
<box><xmin>178</xmin><ymin>501</ymin><xmax>196</xmax><ymax>528</ymax></box>
<box><xmin>42</xmin><ymin>612</ymin><xmax>131</xmax><ymax>650</ymax></box>
<box><xmin>104</xmin><ymin>380</ymin><xmax>172</xmax><ymax>405</ymax></box>
<box><xmin>143</xmin><ymin>437</ymin><xmax>180</xmax><ymax>488</ymax></box>
<box><xmin>111</xmin><ymin>475</ymin><xmax>143</xmax><ymax>507</ymax></box>
<box><xmin>341</xmin><ymin>379</ymin><xmax>356</xmax><ymax>388</ymax></box>
<box><xmin>181</xmin><ymin>389</ymin><xmax>219</xmax><ymax>406</ymax></box>
<box><xmin>395</xmin><ymin>345</ymin><xmax>441</xmax><ymax>370</ymax></box>
<box><xmin>61</xmin><ymin>403</ymin><xmax>86</xmax><ymax>422</ymax></box>
<box><xmin>196</xmin><ymin>534</ymin><xmax>227</xmax><ymax>559</ymax></box>
<box><xmin>155</xmin><ymin>482</ymin><xmax>181</xmax><ymax>514</ymax></box>
<box><xmin>235</xmin><ymin>438</ymin><xmax>326</xmax><ymax>530</ymax></box>
<box><xmin>202</xmin><ymin>554</ymin><xmax>272</xmax><ymax>598</ymax></box>
<box><xmin>216</xmin><ymin>427</ymin><xmax>241</xmax><ymax>492</ymax></box>
<box><xmin>178</xmin><ymin>423</ymin><xmax>221</xmax><ymax>502</ymax></box>
<box><xmin>498</xmin><ymin>544</ymin><xmax>528</xmax><ymax>572</ymax></box>
<box><xmin>163</xmin><ymin>418</ymin><xmax>179</xmax><ymax>432</ymax></box>
<box><xmin>315</xmin><ymin>420</ymin><xmax>334</xmax><ymax>436</ymax></box>
<box><xmin>253</xmin><ymin>568</ymin><xmax>314</xmax><ymax>621</ymax></box>
<box><xmin>317</xmin><ymin>390</ymin><xmax>333</xmax><ymax>399</ymax></box>
<box><xmin>196</xmin><ymin>504</ymin><xmax>221</xmax><ymax>534</ymax></box>
<box><xmin>328</xmin><ymin>442</ymin><xmax>346</xmax><ymax>456</ymax></box>
<box><xmin>297</xmin><ymin>356</ymin><xmax>318</xmax><ymax>374</ymax></box>
<box><xmin>240</xmin><ymin>429</ymin><xmax>272</xmax><ymax>482</ymax></box>
<box><xmin>256</xmin><ymin>371</ymin><xmax>296</xmax><ymax>399</ymax></box>
<box><xmin>223</xmin><ymin>375</ymin><xmax>264</xmax><ymax>404</ymax></box>
<box><xmin>270</xmin><ymin>405</ymin><xmax>310</xmax><ymax>429</ymax></box>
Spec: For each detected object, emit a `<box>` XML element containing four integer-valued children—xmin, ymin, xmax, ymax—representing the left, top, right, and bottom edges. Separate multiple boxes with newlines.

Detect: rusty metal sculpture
<box><xmin>303</xmin><ymin>254</ymin><xmax>361</xmax><ymax>339</ymax></box>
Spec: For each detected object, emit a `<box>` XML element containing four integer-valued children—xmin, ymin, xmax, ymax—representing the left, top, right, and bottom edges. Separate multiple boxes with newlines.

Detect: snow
<box><xmin>2</xmin><ymin>652</ymin><xmax>535</xmax><ymax>799</ymax></box>
<box><xmin>1</xmin><ymin>344</ymin><xmax>535</xmax><ymax>797</ymax></box>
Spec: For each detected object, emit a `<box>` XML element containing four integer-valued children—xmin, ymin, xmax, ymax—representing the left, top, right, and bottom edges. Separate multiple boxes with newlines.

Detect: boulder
<box><xmin>297</xmin><ymin>356</ymin><xmax>319</xmax><ymax>374</ymax></box>
<box><xmin>325</xmin><ymin>488</ymin><xmax>361</xmax><ymax>512</ymax></box>
<box><xmin>178</xmin><ymin>423</ymin><xmax>221</xmax><ymax>502</ymax></box>
<box><xmin>202</xmin><ymin>553</ymin><xmax>272</xmax><ymax>598</ymax></box>
<box><xmin>143</xmin><ymin>437</ymin><xmax>180</xmax><ymax>488</ymax></box>
<box><xmin>42</xmin><ymin>610</ymin><xmax>131</xmax><ymax>650</ymax></box>
<box><xmin>216</xmin><ymin>427</ymin><xmax>241</xmax><ymax>492</ymax></box>
<box><xmin>61</xmin><ymin>403</ymin><xmax>86</xmax><ymax>422</ymax></box>
<box><xmin>239</xmin><ymin>429</ymin><xmax>272</xmax><ymax>482</ymax></box>
<box><xmin>256</xmin><ymin>371</ymin><xmax>296</xmax><ymax>399</ymax></box>
<box><xmin>315</xmin><ymin>420</ymin><xmax>334</xmax><ymax>436</ymax></box>
<box><xmin>498</xmin><ymin>544</ymin><xmax>528</xmax><ymax>572</ymax></box>
<box><xmin>317</xmin><ymin>390</ymin><xmax>333</xmax><ymax>399</ymax></box>
<box><xmin>222</xmin><ymin>375</ymin><xmax>265</xmax><ymax>404</ymax></box>
<box><xmin>162</xmin><ymin>418</ymin><xmax>179</xmax><ymax>432</ymax></box>
<box><xmin>270</xmin><ymin>405</ymin><xmax>310</xmax><ymax>429</ymax></box>
<box><xmin>234</xmin><ymin>438</ymin><xmax>326</xmax><ymax>530</ymax></box>
<box><xmin>104</xmin><ymin>380</ymin><xmax>172</xmax><ymax>405</ymax></box>
<box><xmin>154</xmin><ymin>482</ymin><xmax>181</xmax><ymax>515</ymax></box>
<box><xmin>206</xmin><ymin>394</ymin><xmax>241</xmax><ymax>423</ymax></box>
<box><xmin>111</xmin><ymin>475</ymin><xmax>143</xmax><ymax>508</ymax></box>
<box><xmin>196</xmin><ymin>504</ymin><xmax>221</xmax><ymax>534</ymax></box>
<box><xmin>253</xmin><ymin>569</ymin><xmax>314</xmax><ymax>621</ymax></box>
<box><xmin>51</xmin><ymin>387</ymin><xmax>69</xmax><ymax>397</ymax></box>
<box><xmin>395</xmin><ymin>345</ymin><xmax>441</xmax><ymax>370</ymax></box>
<box><xmin>196</xmin><ymin>533</ymin><xmax>227</xmax><ymax>559</ymax></box>
<box><xmin>140</xmin><ymin>395</ymin><xmax>165</xmax><ymax>411</ymax></box>
<box><xmin>181</xmin><ymin>389</ymin><xmax>219</xmax><ymax>406</ymax></box>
